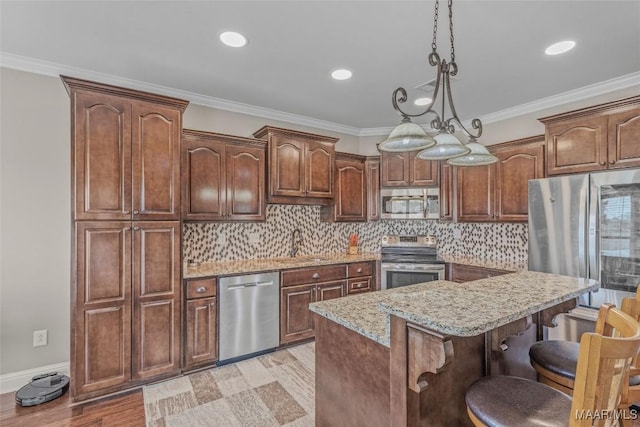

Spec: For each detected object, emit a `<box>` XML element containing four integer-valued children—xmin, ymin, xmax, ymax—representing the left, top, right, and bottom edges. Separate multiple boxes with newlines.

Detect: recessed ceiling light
<box><xmin>220</xmin><ymin>31</ymin><xmax>247</xmax><ymax>48</ymax></box>
<box><xmin>331</xmin><ymin>69</ymin><xmax>352</xmax><ymax>80</ymax></box>
<box><xmin>545</xmin><ymin>40</ymin><xmax>576</xmax><ymax>55</ymax></box>
<box><xmin>414</xmin><ymin>97</ymin><xmax>432</xmax><ymax>106</ymax></box>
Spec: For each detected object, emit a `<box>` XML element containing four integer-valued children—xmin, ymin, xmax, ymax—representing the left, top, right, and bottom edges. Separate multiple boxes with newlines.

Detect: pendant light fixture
<box><xmin>447</xmin><ymin>138</ymin><xmax>498</xmax><ymax>166</ymax></box>
<box><xmin>380</xmin><ymin>0</ymin><xmax>497</xmax><ymax>166</ymax></box>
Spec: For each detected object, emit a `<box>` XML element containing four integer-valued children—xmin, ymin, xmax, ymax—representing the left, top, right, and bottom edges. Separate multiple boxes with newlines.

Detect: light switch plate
<box><xmin>248</xmin><ymin>233</ymin><xmax>260</xmax><ymax>244</ymax></box>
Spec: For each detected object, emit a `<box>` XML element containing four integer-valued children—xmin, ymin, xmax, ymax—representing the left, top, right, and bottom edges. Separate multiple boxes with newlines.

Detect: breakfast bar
<box><xmin>309</xmin><ymin>271</ymin><xmax>598</xmax><ymax>427</ymax></box>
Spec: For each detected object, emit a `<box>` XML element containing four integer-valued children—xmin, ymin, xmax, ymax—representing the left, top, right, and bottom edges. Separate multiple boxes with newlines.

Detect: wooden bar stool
<box><xmin>465</xmin><ymin>304</ymin><xmax>640</xmax><ymax>427</ymax></box>
<box><xmin>529</xmin><ymin>288</ymin><xmax>640</xmax><ymax>425</ymax></box>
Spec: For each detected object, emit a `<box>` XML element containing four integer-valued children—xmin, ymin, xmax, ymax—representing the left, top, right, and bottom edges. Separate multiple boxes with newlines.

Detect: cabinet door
<box><xmin>457</xmin><ymin>164</ymin><xmax>495</xmax><ymax>222</ymax></box>
<box><xmin>280</xmin><ymin>284</ymin><xmax>316</xmax><ymax>345</ymax></box>
<box><xmin>334</xmin><ymin>159</ymin><xmax>366</xmax><ymax>221</ymax></box>
<box><xmin>546</xmin><ymin>116</ymin><xmax>608</xmax><ymax>175</ymax></box>
<box><xmin>366</xmin><ymin>159</ymin><xmax>380</xmax><ymax>221</ymax></box>
<box><xmin>73</xmin><ymin>92</ymin><xmax>132</xmax><ymax>221</ymax></box>
<box><xmin>608</xmin><ymin>108</ymin><xmax>640</xmax><ymax>169</ymax></box>
<box><xmin>380</xmin><ymin>151</ymin><xmax>410</xmax><ymax>187</ymax></box>
<box><xmin>131</xmin><ymin>102</ymin><xmax>181</xmax><ymax>220</ymax></box>
<box><xmin>410</xmin><ymin>152</ymin><xmax>438</xmax><ymax>186</ymax></box>
<box><xmin>226</xmin><ymin>144</ymin><xmax>266</xmax><ymax>220</ymax></box>
<box><xmin>132</xmin><ymin>221</ymin><xmax>181</xmax><ymax>380</ymax></box>
<box><xmin>74</xmin><ymin>222</ymin><xmax>132</xmax><ymax>396</ymax></box>
<box><xmin>494</xmin><ymin>143</ymin><xmax>545</xmax><ymax>221</ymax></box>
<box><xmin>181</xmin><ymin>138</ymin><xmax>226</xmax><ymax>220</ymax></box>
<box><xmin>440</xmin><ymin>163</ymin><xmax>455</xmax><ymax>221</ymax></box>
<box><xmin>185</xmin><ymin>297</ymin><xmax>217</xmax><ymax>368</ymax></box>
<box><xmin>305</xmin><ymin>141</ymin><xmax>334</xmax><ymax>198</ymax></box>
<box><xmin>316</xmin><ymin>280</ymin><xmax>347</xmax><ymax>301</ymax></box>
<box><xmin>270</xmin><ymin>135</ymin><xmax>305</xmax><ymax>197</ymax></box>
<box><xmin>450</xmin><ymin>264</ymin><xmax>510</xmax><ymax>283</ymax></box>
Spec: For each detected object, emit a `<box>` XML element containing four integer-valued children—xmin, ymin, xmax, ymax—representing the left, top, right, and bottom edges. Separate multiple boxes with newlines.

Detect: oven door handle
<box><xmin>381</xmin><ymin>263</ymin><xmax>444</xmax><ymax>271</ymax></box>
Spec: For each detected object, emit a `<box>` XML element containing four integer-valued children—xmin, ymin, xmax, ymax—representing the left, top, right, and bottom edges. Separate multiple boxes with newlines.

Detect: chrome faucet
<box><xmin>290</xmin><ymin>229</ymin><xmax>303</xmax><ymax>257</ymax></box>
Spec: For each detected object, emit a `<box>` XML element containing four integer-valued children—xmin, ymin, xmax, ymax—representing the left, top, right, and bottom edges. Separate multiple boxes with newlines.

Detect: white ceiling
<box><xmin>1</xmin><ymin>0</ymin><xmax>639</xmax><ymax>136</ymax></box>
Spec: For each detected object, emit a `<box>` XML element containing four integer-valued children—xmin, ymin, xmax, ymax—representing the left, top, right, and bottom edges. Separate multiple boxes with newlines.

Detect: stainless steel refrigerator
<box><xmin>528</xmin><ymin>168</ymin><xmax>640</xmax><ymax>309</ymax></box>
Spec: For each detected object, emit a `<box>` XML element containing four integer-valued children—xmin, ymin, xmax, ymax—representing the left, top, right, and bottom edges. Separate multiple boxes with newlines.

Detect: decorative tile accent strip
<box><xmin>183</xmin><ymin>205</ymin><xmax>528</xmax><ymax>263</ymax></box>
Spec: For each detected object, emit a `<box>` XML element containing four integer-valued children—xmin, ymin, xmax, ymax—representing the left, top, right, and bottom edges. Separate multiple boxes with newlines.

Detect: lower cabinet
<box><xmin>184</xmin><ymin>278</ymin><xmax>217</xmax><ymax>370</ymax></box>
<box><xmin>347</xmin><ymin>261</ymin><xmax>374</xmax><ymax>294</ymax></box>
<box><xmin>448</xmin><ymin>263</ymin><xmax>511</xmax><ymax>283</ymax></box>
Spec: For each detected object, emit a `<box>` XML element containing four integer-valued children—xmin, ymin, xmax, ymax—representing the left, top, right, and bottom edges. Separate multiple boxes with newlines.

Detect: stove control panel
<box><xmin>381</xmin><ymin>235</ymin><xmax>437</xmax><ymax>247</ymax></box>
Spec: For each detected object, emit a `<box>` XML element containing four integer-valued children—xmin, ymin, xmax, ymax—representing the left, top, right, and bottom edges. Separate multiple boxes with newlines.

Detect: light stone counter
<box><xmin>183</xmin><ymin>252</ymin><xmax>380</xmax><ymax>279</ymax></box>
<box><xmin>309</xmin><ymin>271</ymin><xmax>598</xmax><ymax>347</ymax></box>
<box><xmin>438</xmin><ymin>253</ymin><xmax>527</xmax><ymax>272</ymax></box>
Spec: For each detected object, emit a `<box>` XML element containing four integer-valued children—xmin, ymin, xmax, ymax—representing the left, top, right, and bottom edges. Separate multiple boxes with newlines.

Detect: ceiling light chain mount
<box><xmin>379</xmin><ymin>0</ymin><xmax>497</xmax><ymax>166</ymax></box>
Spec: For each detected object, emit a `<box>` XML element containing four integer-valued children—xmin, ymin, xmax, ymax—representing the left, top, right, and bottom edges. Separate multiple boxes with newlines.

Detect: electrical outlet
<box><xmin>33</xmin><ymin>329</ymin><xmax>48</xmax><ymax>347</ymax></box>
<box><xmin>453</xmin><ymin>229</ymin><xmax>462</xmax><ymax>239</ymax></box>
<box><xmin>218</xmin><ymin>233</ymin><xmax>226</xmax><ymax>244</ymax></box>
<box><xmin>248</xmin><ymin>232</ymin><xmax>260</xmax><ymax>244</ymax></box>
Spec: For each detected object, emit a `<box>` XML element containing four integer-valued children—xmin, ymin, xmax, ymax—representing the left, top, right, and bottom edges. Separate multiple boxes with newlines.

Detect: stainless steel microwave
<box><xmin>380</xmin><ymin>188</ymin><xmax>440</xmax><ymax>220</ymax></box>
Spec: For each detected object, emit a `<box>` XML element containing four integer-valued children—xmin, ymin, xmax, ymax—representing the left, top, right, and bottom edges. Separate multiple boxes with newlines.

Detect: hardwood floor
<box><xmin>0</xmin><ymin>389</ymin><xmax>145</xmax><ymax>427</ymax></box>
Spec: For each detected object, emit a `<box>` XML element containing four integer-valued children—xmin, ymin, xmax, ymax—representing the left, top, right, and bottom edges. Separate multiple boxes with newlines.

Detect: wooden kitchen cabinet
<box><xmin>380</xmin><ymin>150</ymin><xmax>438</xmax><ymax>187</ymax></box>
<box><xmin>540</xmin><ymin>96</ymin><xmax>640</xmax><ymax>175</ymax></box>
<box><xmin>454</xmin><ymin>136</ymin><xmax>544</xmax><ymax>222</ymax></box>
<box><xmin>448</xmin><ymin>263</ymin><xmax>511</xmax><ymax>283</ymax></box>
<box><xmin>184</xmin><ymin>278</ymin><xmax>217</xmax><ymax>369</ymax></box>
<box><xmin>321</xmin><ymin>153</ymin><xmax>366</xmax><ymax>222</ymax></box>
<box><xmin>73</xmin><ymin>220</ymin><xmax>181</xmax><ymax>400</ymax></box>
<box><xmin>181</xmin><ymin>129</ymin><xmax>266</xmax><ymax>221</ymax></box>
<box><xmin>347</xmin><ymin>261</ymin><xmax>374</xmax><ymax>294</ymax></box>
<box><xmin>63</xmin><ymin>76</ymin><xmax>187</xmax><ymax>221</ymax></box>
<box><xmin>253</xmin><ymin>126</ymin><xmax>338</xmax><ymax>205</ymax></box>
<box><xmin>280</xmin><ymin>264</ymin><xmax>351</xmax><ymax>345</ymax></box>
<box><xmin>366</xmin><ymin>157</ymin><xmax>381</xmax><ymax>221</ymax></box>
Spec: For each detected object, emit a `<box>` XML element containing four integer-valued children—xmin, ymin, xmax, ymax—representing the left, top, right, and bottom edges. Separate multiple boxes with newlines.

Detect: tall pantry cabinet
<box><xmin>62</xmin><ymin>76</ymin><xmax>189</xmax><ymax>402</ymax></box>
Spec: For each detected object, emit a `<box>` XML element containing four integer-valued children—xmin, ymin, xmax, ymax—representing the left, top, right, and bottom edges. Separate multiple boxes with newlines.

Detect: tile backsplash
<box><xmin>184</xmin><ymin>205</ymin><xmax>528</xmax><ymax>263</ymax></box>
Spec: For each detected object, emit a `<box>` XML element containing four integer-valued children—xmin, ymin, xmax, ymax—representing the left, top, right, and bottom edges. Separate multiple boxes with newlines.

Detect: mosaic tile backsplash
<box><xmin>183</xmin><ymin>205</ymin><xmax>528</xmax><ymax>263</ymax></box>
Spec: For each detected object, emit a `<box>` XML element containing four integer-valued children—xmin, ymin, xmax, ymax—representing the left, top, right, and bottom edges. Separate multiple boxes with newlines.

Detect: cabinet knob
<box><xmin>133</xmin><ymin>210</ymin><xmax>140</xmax><ymax>215</ymax></box>
<box><xmin>123</xmin><ymin>210</ymin><xmax>130</xmax><ymax>214</ymax></box>
<box><xmin>356</xmin><ymin>282</ymin><xmax>366</xmax><ymax>288</ymax></box>
<box><xmin>357</xmin><ymin>268</ymin><xmax>363</xmax><ymax>273</ymax></box>
<box><xmin>133</xmin><ymin>226</ymin><xmax>140</xmax><ymax>231</ymax></box>
<box><xmin>609</xmin><ymin>160</ymin><xmax>616</xmax><ymax>165</ymax></box>
<box><xmin>123</xmin><ymin>227</ymin><xmax>131</xmax><ymax>231</ymax></box>
<box><xmin>312</xmin><ymin>273</ymin><xmax>320</xmax><ymax>279</ymax></box>
<box><xmin>196</xmin><ymin>286</ymin><xmax>207</xmax><ymax>293</ymax></box>
<box><xmin>599</xmin><ymin>161</ymin><xmax>606</xmax><ymax>166</ymax></box>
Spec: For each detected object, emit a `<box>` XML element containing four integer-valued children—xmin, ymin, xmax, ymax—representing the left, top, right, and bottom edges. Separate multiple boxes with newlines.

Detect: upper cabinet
<box><xmin>63</xmin><ymin>76</ymin><xmax>188</xmax><ymax>221</ymax></box>
<box><xmin>453</xmin><ymin>136</ymin><xmax>545</xmax><ymax>222</ymax></box>
<box><xmin>252</xmin><ymin>126</ymin><xmax>338</xmax><ymax>205</ymax></box>
<box><xmin>181</xmin><ymin>130</ymin><xmax>266</xmax><ymax>221</ymax></box>
<box><xmin>321</xmin><ymin>153</ymin><xmax>367</xmax><ymax>222</ymax></box>
<box><xmin>366</xmin><ymin>157</ymin><xmax>381</xmax><ymax>221</ymax></box>
<box><xmin>380</xmin><ymin>150</ymin><xmax>438</xmax><ymax>187</ymax></box>
<box><xmin>540</xmin><ymin>96</ymin><xmax>640</xmax><ymax>175</ymax></box>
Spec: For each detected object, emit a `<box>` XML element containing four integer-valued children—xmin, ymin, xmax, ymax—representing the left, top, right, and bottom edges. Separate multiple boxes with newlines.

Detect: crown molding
<box><xmin>359</xmin><ymin>71</ymin><xmax>640</xmax><ymax>137</ymax></box>
<box><xmin>0</xmin><ymin>52</ymin><xmax>362</xmax><ymax>136</ymax></box>
<box><xmin>2</xmin><ymin>52</ymin><xmax>638</xmax><ymax>139</ymax></box>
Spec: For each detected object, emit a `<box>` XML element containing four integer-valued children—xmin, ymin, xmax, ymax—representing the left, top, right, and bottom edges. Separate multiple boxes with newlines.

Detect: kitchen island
<box><xmin>309</xmin><ymin>271</ymin><xmax>598</xmax><ymax>427</ymax></box>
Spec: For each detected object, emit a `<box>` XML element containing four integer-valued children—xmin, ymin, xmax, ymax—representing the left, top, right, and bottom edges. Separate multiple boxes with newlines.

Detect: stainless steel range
<box><xmin>380</xmin><ymin>235</ymin><xmax>445</xmax><ymax>289</ymax></box>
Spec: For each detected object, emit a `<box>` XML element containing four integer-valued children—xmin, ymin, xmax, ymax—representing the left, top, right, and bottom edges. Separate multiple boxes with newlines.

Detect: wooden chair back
<box><xmin>570</xmin><ymin>304</ymin><xmax>640</xmax><ymax>427</ymax></box>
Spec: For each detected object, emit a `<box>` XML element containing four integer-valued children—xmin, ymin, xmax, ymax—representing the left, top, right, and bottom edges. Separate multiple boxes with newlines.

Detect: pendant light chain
<box><xmin>448</xmin><ymin>0</ymin><xmax>455</xmax><ymax>64</ymax></box>
<box><xmin>431</xmin><ymin>0</ymin><xmax>439</xmax><ymax>53</ymax></box>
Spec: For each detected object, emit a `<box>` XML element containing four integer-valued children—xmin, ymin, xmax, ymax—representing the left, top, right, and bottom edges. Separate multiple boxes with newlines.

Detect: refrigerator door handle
<box><xmin>588</xmin><ymin>179</ymin><xmax>599</xmax><ymax>282</ymax></box>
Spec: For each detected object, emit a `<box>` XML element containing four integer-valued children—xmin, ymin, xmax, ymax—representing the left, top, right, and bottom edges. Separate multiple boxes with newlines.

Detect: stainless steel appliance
<box><xmin>380</xmin><ymin>188</ymin><xmax>439</xmax><ymax>220</ymax></box>
<box><xmin>528</xmin><ymin>168</ymin><xmax>640</xmax><ymax>309</ymax></box>
<box><xmin>218</xmin><ymin>272</ymin><xmax>279</xmax><ymax>363</ymax></box>
<box><xmin>380</xmin><ymin>235</ymin><xmax>445</xmax><ymax>289</ymax></box>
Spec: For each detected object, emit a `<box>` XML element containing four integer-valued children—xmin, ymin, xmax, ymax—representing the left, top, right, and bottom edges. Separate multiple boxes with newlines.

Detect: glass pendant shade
<box><xmin>446</xmin><ymin>141</ymin><xmax>498</xmax><ymax>166</ymax></box>
<box><xmin>378</xmin><ymin>121</ymin><xmax>436</xmax><ymax>152</ymax></box>
<box><xmin>416</xmin><ymin>132</ymin><xmax>470</xmax><ymax>160</ymax></box>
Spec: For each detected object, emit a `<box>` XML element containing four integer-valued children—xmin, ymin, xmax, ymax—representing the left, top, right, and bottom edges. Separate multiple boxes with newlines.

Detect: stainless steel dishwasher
<box><xmin>218</xmin><ymin>271</ymin><xmax>279</xmax><ymax>363</ymax></box>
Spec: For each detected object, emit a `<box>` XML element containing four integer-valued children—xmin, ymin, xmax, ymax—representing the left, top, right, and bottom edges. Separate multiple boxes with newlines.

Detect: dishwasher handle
<box><xmin>225</xmin><ymin>280</ymin><xmax>274</xmax><ymax>291</ymax></box>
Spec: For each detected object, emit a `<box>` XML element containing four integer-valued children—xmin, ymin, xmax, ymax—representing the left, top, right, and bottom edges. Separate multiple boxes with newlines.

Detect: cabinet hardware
<box><xmin>609</xmin><ymin>160</ymin><xmax>616</xmax><ymax>164</ymax></box>
<box><xmin>123</xmin><ymin>210</ymin><xmax>130</xmax><ymax>214</ymax></box>
<box><xmin>133</xmin><ymin>226</ymin><xmax>140</xmax><ymax>231</ymax></box>
<box><xmin>599</xmin><ymin>161</ymin><xmax>606</xmax><ymax>165</ymax></box>
<box><xmin>133</xmin><ymin>210</ymin><xmax>140</xmax><ymax>214</ymax></box>
<box><xmin>356</xmin><ymin>268</ymin><xmax>362</xmax><ymax>273</ymax></box>
<box><xmin>312</xmin><ymin>273</ymin><xmax>320</xmax><ymax>279</ymax></box>
<box><xmin>196</xmin><ymin>286</ymin><xmax>207</xmax><ymax>293</ymax></box>
<box><xmin>123</xmin><ymin>227</ymin><xmax>131</xmax><ymax>231</ymax></box>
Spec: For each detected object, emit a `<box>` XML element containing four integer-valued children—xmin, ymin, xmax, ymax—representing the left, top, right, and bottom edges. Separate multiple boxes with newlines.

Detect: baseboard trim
<box><xmin>0</xmin><ymin>362</ymin><xmax>70</xmax><ymax>394</ymax></box>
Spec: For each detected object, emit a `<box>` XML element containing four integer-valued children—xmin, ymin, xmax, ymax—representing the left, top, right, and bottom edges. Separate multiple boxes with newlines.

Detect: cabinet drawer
<box><xmin>348</xmin><ymin>262</ymin><xmax>373</xmax><ymax>278</ymax></box>
<box><xmin>348</xmin><ymin>277</ymin><xmax>371</xmax><ymax>294</ymax></box>
<box><xmin>186</xmin><ymin>278</ymin><xmax>217</xmax><ymax>299</ymax></box>
<box><xmin>450</xmin><ymin>264</ymin><xmax>510</xmax><ymax>283</ymax></box>
<box><xmin>282</xmin><ymin>265</ymin><xmax>347</xmax><ymax>287</ymax></box>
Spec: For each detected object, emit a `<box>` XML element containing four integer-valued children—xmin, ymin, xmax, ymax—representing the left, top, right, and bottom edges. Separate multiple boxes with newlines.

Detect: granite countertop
<box><xmin>309</xmin><ymin>271</ymin><xmax>598</xmax><ymax>347</ymax></box>
<box><xmin>183</xmin><ymin>252</ymin><xmax>380</xmax><ymax>279</ymax></box>
<box><xmin>438</xmin><ymin>253</ymin><xmax>527</xmax><ymax>272</ymax></box>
